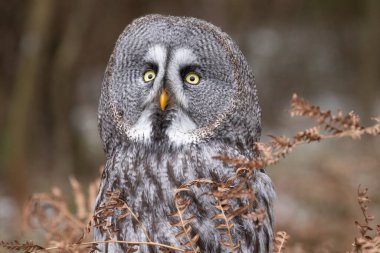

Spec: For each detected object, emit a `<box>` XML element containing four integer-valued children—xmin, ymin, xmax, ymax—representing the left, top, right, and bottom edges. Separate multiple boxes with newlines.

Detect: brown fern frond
<box><xmin>93</xmin><ymin>191</ymin><xmax>121</xmax><ymax>240</ymax></box>
<box><xmin>18</xmin><ymin>176</ymin><xmax>188</xmax><ymax>253</ymax></box>
<box><xmin>217</xmin><ymin>94</ymin><xmax>380</xmax><ymax>173</ymax></box>
<box><xmin>93</xmin><ymin>190</ymin><xmax>152</xmax><ymax>242</ymax></box>
<box><xmin>39</xmin><ymin>240</ymin><xmax>185</xmax><ymax>253</ymax></box>
<box><xmin>171</xmin><ymin>187</ymin><xmax>200</xmax><ymax>253</ymax></box>
<box><xmin>177</xmin><ymin>178</ymin><xmax>216</xmax><ymax>190</ymax></box>
<box><xmin>351</xmin><ymin>187</ymin><xmax>380</xmax><ymax>253</ymax></box>
<box><xmin>365</xmin><ymin>117</ymin><xmax>380</xmax><ymax>136</ymax></box>
<box><xmin>243</xmin><ymin>208</ymin><xmax>266</xmax><ymax>228</ymax></box>
<box><xmin>23</xmin><ymin>191</ymin><xmax>85</xmax><ymax>243</ymax></box>
<box><xmin>290</xmin><ymin>93</ymin><xmax>333</xmax><ymax>123</ymax></box>
<box><xmin>356</xmin><ymin>186</ymin><xmax>375</xmax><ymax>237</ymax></box>
<box><xmin>171</xmin><ymin>178</ymin><xmax>253</xmax><ymax>253</ymax></box>
<box><xmin>294</xmin><ymin>127</ymin><xmax>321</xmax><ymax>142</ymax></box>
<box><xmin>273</xmin><ymin>231</ymin><xmax>290</xmax><ymax>253</ymax></box>
<box><xmin>212</xmin><ymin>197</ymin><xmax>240</xmax><ymax>253</ymax></box>
<box><xmin>353</xmin><ymin>236</ymin><xmax>380</xmax><ymax>253</ymax></box>
<box><xmin>22</xmin><ymin>175</ymin><xmax>103</xmax><ymax>248</ymax></box>
<box><xmin>211</xmin><ymin>180</ymin><xmax>255</xmax><ymax>202</ymax></box>
<box><xmin>0</xmin><ymin>240</ymin><xmax>44</xmax><ymax>253</ymax></box>
<box><xmin>291</xmin><ymin>94</ymin><xmax>380</xmax><ymax>139</ymax></box>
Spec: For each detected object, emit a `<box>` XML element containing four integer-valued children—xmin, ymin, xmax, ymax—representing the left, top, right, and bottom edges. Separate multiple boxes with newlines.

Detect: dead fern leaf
<box><xmin>23</xmin><ymin>192</ymin><xmax>85</xmax><ymax>243</ymax></box>
<box><xmin>0</xmin><ymin>240</ymin><xmax>44</xmax><ymax>253</ymax></box>
<box><xmin>218</xmin><ymin>94</ymin><xmax>380</xmax><ymax>173</ymax></box>
<box><xmin>357</xmin><ymin>186</ymin><xmax>375</xmax><ymax>236</ymax></box>
<box><xmin>273</xmin><ymin>231</ymin><xmax>290</xmax><ymax>253</ymax></box>
<box><xmin>212</xmin><ymin>197</ymin><xmax>240</xmax><ymax>252</ymax></box>
<box><xmin>354</xmin><ymin>236</ymin><xmax>380</xmax><ymax>253</ymax></box>
<box><xmin>243</xmin><ymin>208</ymin><xmax>267</xmax><ymax>228</ymax></box>
<box><xmin>172</xmin><ymin>188</ymin><xmax>200</xmax><ymax>253</ymax></box>
<box><xmin>351</xmin><ymin>187</ymin><xmax>380</xmax><ymax>253</ymax></box>
<box><xmin>93</xmin><ymin>190</ymin><xmax>152</xmax><ymax>242</ymax></box>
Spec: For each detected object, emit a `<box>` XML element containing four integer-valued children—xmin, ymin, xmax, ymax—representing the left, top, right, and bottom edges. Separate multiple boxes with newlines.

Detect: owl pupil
<box><xmin>189</xmin><ymin>76</ymin><xmax>195</xmax><ymax>82</ymax></box>
<box><xmin>148</xmin><ymin>74</ymin><xmax>153</xmax><ymax>79</ymax></box>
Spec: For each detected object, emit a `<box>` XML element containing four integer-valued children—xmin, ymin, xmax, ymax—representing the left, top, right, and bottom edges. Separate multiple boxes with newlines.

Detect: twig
<box><xmin>39</xmin><ymin>240</ymin><xmax>185</xmax><ymax>252</ymax></box>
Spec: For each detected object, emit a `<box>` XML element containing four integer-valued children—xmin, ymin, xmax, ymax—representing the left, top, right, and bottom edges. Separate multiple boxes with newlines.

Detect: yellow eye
<box><xmin>143</xmin><ymin>69</ymin><xmax>156</xmax><ymax>82</ymax></box>
<box><xmin>184</xmin><ymin>72</ymin><xmax>200</xmax><ymax>85</ymax></box>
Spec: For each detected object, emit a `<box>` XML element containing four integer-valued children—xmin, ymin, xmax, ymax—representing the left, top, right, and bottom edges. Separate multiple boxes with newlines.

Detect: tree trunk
<box><xmin>3</xmin><ymin>0</ymin><xmax>55</xmax><ymax>205</ymax></box>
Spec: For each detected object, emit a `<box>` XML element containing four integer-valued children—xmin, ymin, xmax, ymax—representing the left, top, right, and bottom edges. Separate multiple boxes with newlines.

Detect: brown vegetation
<box><xmin>1</xmin><ymin>94</ymin><xmax>379</xmax><ymax>253</ymax></box>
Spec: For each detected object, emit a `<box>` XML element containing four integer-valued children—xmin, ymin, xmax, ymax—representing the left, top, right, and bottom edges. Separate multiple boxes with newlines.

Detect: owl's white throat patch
<box><xmin>126</xmin><ymin>107</ymin><xmax>196</xmax><ymax>145</ymax></box>
<box><xmin>126</xmin><ymin>106</ymin><xmax>154</xmax><ymax>142</ymax></box>
<box><xmin>166</xmin><ymin>109</ymin><xmax>197</xmax><ymax>145</ymax></box>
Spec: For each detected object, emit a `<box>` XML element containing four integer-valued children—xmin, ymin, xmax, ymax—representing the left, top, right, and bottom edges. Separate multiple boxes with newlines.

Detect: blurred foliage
<box><xmin>0</xmin><ymin>0</ymin><xmax>379</xmax><ymax>252</ymax></box>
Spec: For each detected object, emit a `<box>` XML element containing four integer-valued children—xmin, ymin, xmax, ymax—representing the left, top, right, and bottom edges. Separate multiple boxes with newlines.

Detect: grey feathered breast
<box><xmin>95</xmin><ymin>14</ymin><xmax>275</xmax><ymax>253</ymax></box>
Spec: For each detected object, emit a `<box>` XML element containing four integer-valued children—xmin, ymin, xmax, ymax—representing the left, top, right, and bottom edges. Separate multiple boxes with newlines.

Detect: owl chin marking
<box><xmin>126</xmin><ymin>98</ymin><xmax>198</xmax><ymax>146</ymax></box>
<box><xmin>165</xmin><ymin>108</ymin><xmax>198</xmax><ymax>145</ymax></box>
<box><xmin>150</xmin><ymin>104</ymin><xmax>198</xmax><ymax>145</ymax></box>
<box><xmin>150</xmin><ymin>105</ymin><xmax>175</xmax><ymax>143</ymax></box>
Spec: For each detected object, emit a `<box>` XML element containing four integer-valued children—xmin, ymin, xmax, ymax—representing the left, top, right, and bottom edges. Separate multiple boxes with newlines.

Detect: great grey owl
<box><xmin>95</xmin><ymin>14</ymin><xmax>275</xmax><ymax>253</ymax></box>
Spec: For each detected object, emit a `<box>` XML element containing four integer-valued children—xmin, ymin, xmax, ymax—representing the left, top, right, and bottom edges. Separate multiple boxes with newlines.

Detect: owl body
<box><xmin>95</xmin><ymin>15</ymin><xmax>275</xmax><ymax>253</ymax></box>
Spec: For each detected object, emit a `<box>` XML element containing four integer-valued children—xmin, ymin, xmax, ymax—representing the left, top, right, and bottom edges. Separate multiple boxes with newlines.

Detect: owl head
<box><xmin>98</xmin><ymin>15</ymin><xmax>261</xmax><ymax>153</ymax></box>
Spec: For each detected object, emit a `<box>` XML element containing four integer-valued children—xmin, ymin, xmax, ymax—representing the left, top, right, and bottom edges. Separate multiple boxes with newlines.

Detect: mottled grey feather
<box><xmin>95</xmin><ymin>14</ymin><xmax>275</xmax><ymax>253</ymax></box>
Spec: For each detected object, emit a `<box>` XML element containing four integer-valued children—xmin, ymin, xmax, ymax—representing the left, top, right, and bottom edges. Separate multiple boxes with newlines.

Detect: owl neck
<box><xmin>96</xmin><ymin>138</ymin><xmax>274</xmax><ymax>253</ymax></box>
<box><xmin>101</xmin><ymin>139</ymin><xmax>246</xmax><ymax>206</ymax></box>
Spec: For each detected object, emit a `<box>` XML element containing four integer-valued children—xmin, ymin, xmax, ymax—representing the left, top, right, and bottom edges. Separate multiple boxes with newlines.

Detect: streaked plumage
<box><xmin>95</xmin><ymin>14</ymin><xmax>275</xmax><ymax>253</ymax></box>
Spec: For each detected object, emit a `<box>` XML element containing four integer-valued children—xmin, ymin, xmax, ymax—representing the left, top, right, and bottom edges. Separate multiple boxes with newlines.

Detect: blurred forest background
<box><xmin>0</xmin><ymin>0</ymin><xmax>379</xmax><ymax>252</ymax></box>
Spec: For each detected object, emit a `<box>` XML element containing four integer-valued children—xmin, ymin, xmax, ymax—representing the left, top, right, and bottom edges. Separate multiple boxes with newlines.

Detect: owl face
<box><xmin>100</xmin><ymin>15</ymin><xmax>260</xmax><ymax>147</ymax></box>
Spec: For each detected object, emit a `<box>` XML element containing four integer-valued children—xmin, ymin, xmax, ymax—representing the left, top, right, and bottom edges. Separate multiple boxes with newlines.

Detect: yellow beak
<box><xmin>160</xmin><ymin>89</ymin><xmax>169</xmax><ymax>111</ymax></box>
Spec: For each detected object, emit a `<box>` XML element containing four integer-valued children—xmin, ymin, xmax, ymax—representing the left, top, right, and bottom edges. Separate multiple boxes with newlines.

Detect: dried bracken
<box><xmin>170</xmin><ymin>176</ymin><xmax>260</xmax><ymax>253</ymax></box>
<box><xmin>0</xmin><ymin>241</ymin><xmax>44</xmax><ymax>253</ymax></box>
<box><xmin>23</xmin><ymin>188</ymin><xmax>87</xmax><ymax>244</ymax></box>
<box><xmin>217</xmin><ymin>94</ymin><xmax>380</xmax><ymax>171</ymax></box>
<box><xmin>1</xmin><ymin>94</ymin><xmax>379</xmax><ymax>253</ymax></box>
<box><xmin>93</xmin><ymin>190</ymin><xmax>146</xmax><ymax>241</ymax></box>
<box><xmin>210</xmin><ymin>179</ymin><xmax>260</xmax><ymax>252</ymax></box>
<box><xmin>13</xmin><ymin>183</ymin><xmax>186</xmax><ymax>253</ymax></box>
<box><xmin>172</xmin><ymin>187</ymin><xmax>201</xmax><ymax>253</ymax></box>
<box><xmin>350</xmin><ymin>187</ymin><xmax>380</xmax><ymax>253</ymax></box>
<box><xmin>354</xmin><ymin>237</ymin><xmax>380</xmax><ymax>253</ymax></box>
<box><xmin>355</xmin><ymin>186</ymin><xmax>375</xmax><ymax>237</ymax></box>
<box><xmin>93</xmin><ymin>190</ymin><xmax>188</xmax><ymax>252</ymax></box>
<box><xmin>273</xmin><ymin>231</ymin><xmax>290</xmax><ymax>253</ymax></box>
<box><xmin>169</xmin><ymin>179</ymin><xmax>216</xmax><ymax>253</ymax></box>
<box><xmin>212</xmin><ymin>197</ymin><xmax>241</xmax><ymax>253</ymax></box>
<box><xmin>243</xmin><ymin>208</ymin><xmax>266</xmax><ymax>228</ymax></box>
